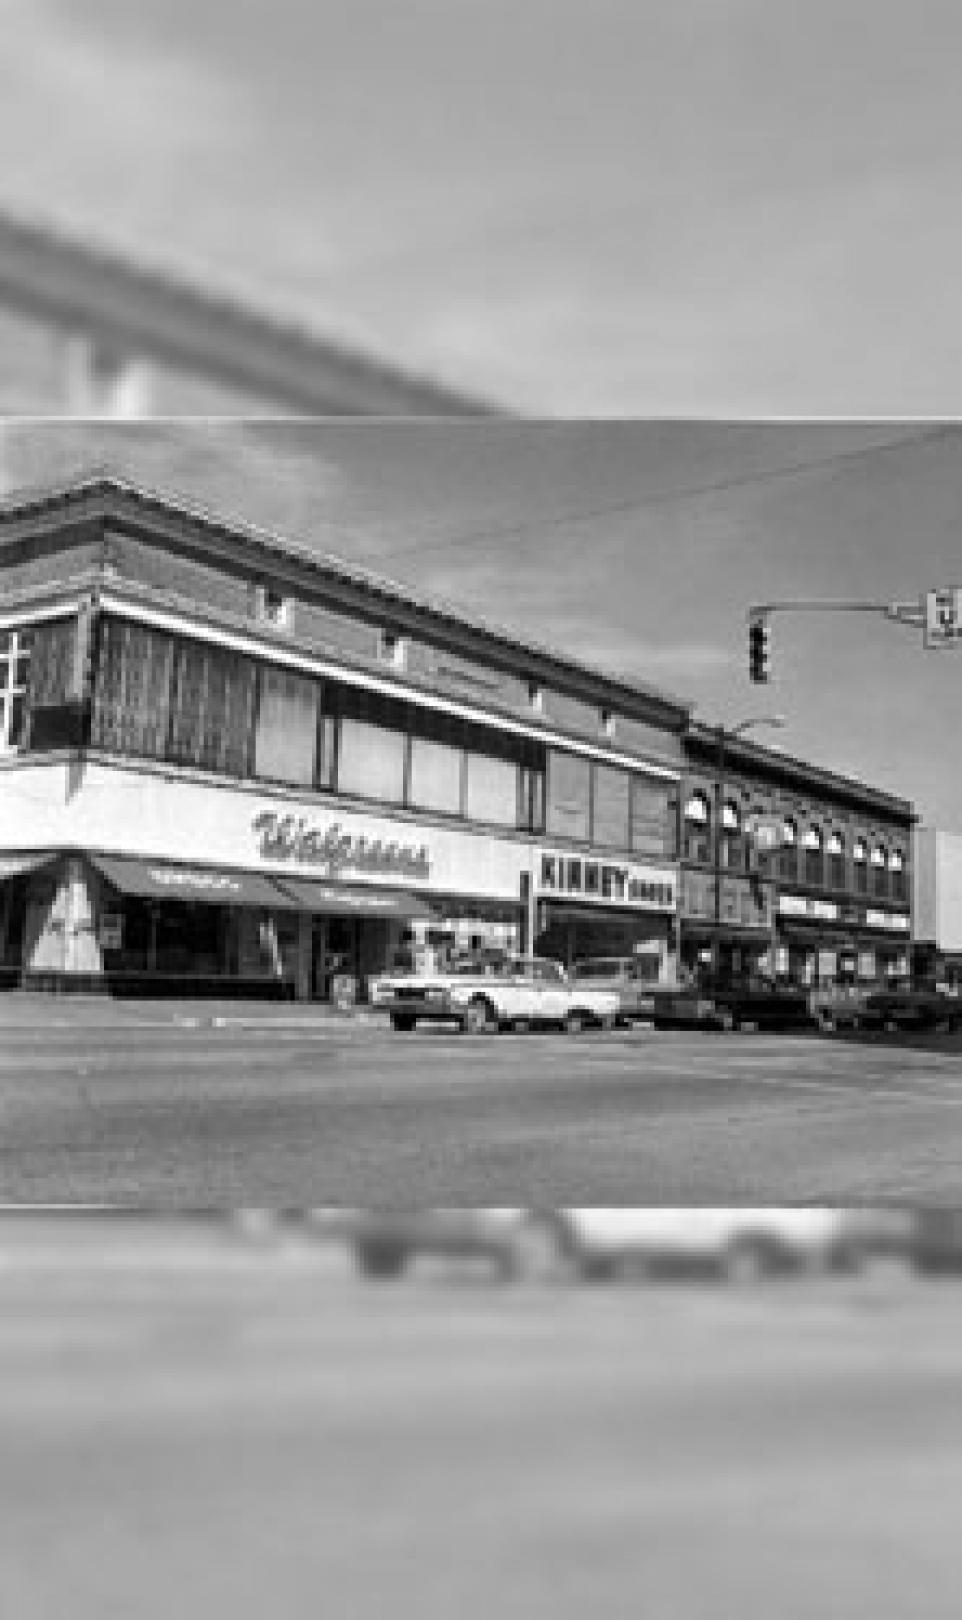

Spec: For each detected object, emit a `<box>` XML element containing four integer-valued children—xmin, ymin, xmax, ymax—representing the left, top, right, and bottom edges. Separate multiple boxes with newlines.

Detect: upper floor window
<box><xmin>871</xmin><ymin>845</ymin><xmax>888</xmax><ymax>899</ymax></box>
<box><xmin>778</xmin><ymin>817</ymin><xmax>798</xmax><ymax>882</ymax></box>
<box><xmin>827</xmin><ymin>830</ymin><xmax>845</xmax><ymax>889</ymax></box>
<box><xmin>379</xmin><ymin>630</ymin><xmax>407</xmax><ymax>670</ymax></box>
<box><xmin>683</xmin><ymin>791</ymin><xmax>711</xmax><ymax>863</ymax></box>
<box><xmin>721</xmin><ymin>800</ymin><xmax>744</xmax><ymax>872</ymax></box>
<box><xmin>803</xmin><ymin>825</ymin><xmax>824</xmax><ymax>887</ymax></box>
<box><xmin>889</xmin><ymin>848</ymin><xmax>907</xmax><ymax>903</ymax></box>
<box><xmin>853</xmin><ymin>838</ymin><xmax>868</xmax><ymax>894</ymax></box>
<box><xmin>0</xmin><ymin>627</ymin><xmax>33</xmax><ymax>753</ymax></box>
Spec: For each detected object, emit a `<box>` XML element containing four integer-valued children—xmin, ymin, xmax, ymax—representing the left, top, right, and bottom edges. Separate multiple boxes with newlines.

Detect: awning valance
<box><xmin>0</xmin><ymin>851</ymin><xmax>58</xmax><ymax>882</ymax></box>
<box><xmin>89</xmin><ymin>855</ymin><xmax>299</xmax><ymax>910</ymax></box>
<box><xmin>272</xmin><ymin>877</ymin><xmax>433</xmax><ymax>918</ymax></box>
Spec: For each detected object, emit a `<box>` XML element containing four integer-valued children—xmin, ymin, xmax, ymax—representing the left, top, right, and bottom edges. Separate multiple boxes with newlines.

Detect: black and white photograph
<box><xmin>0</xmin><ymin>419</ymin><xmax>960</xmax><ymax>1204</ymax></box>
<box><xmin>4</xmin><ymin>3</ymin><xmax>962</xmax><ymax>1617</ymax></box>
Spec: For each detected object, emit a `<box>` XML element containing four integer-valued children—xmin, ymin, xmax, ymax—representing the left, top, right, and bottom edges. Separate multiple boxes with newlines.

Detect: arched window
<box><xmin>827</xmin><ymin>830</ymin><xmax>845</xmax><ymax>889</ymax></box>
<box><xmin>720</xmin><ymin>799</ymin><xmax>744</xmax><ymax>871</ymax></box>
<box><xmin>683</xmin><ymin>791</ymin><xmax>711</xmax><ymax>863</ymax></box>
<box><xmin>803</xmin><ymin>825</ymin><xmax>824</xmax><ymax>887</ymax></box>
<box><xmin>853</xmin><ymin>838</ymin><xmax>868</xmax><ymax>894</ymax></box>
<box><xmin>778</xmin><ymin>816</ymin><xmax>798</xmax><ymax>882</ymax></box>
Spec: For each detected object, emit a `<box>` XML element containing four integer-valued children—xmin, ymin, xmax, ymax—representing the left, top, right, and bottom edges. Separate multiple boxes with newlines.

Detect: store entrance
<box><xmin>0</xmin><ymin>877</ymin><xmax>27</xmax><ymax>984</ymax></box>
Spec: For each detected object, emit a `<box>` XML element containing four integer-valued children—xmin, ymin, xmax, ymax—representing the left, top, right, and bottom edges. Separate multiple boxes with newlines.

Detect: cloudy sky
<box><xmin>2</xmin><ymin>419</ymin><xmax>960</xmax><ymax>829</ymax></box>
<box><xmin>4</xmin><ymin>0</ymin><xmax>962</xmax><ymax>411</ymax></box>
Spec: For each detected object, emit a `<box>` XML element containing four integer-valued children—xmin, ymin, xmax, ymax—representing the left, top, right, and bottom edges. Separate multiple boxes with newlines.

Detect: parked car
<box><xmin>860</xmin><ymin>986</ymin><xmax>962</xmax><ymax>1034</ymax></box>
<box><xmin>908</xmin><ymin>1208</ymin><xmax>962</xmax><ymax>1272</ymax></box>
<box><xmin>569</xmin><ymin>956</ymin><xmax>663</xmax><ymax>1024</ymax></box>
<box><xmin>304</xmin><ymin>1207</ymin><xmax>870</xmax><ymax>1283</ymax></box>
<box><xmin>704</xmin><ymin>976</ymin><xmax>814</xmax><ymax>1033</ymax></box>
<box><xmin>379</xmin><ymin>953</ymin><xmax>621</xmax><ymax>1034</ymax></box>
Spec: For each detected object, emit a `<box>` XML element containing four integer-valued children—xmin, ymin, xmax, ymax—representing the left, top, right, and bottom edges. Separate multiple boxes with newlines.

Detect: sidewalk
<box><xmin>0</xmin><ymin>990</ymin><xmax>390</xmax><ymax>1030</ymax></box>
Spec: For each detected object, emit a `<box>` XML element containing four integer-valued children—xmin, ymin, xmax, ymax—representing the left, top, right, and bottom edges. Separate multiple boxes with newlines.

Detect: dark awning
<box><xmin>89</xmin><ymin>854</ymin><xmax>300</xmax><ymax>910</ymax></box>
<box><xmin>272</xmin><ymin>876</ymin><xmax>434</xmax><ymax>919</ymax></box>
<box><xmin>0</xmin><ymin>851</ymin><xmax>59</xmax><ymax>882</ymax></box>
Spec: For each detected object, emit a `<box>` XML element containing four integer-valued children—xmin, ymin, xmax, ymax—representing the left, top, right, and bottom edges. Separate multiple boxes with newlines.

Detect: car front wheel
<box><xmin>463</xmin><ymin>997</ymin><xmax>498</xmax><ymax>1035</ymax></box>
<box><xmin>508</xmin><ymin>1214</ymin><xmax>571</xmax><ymax>1283</ymax></box>
<box><xmin>390</xmin><ymin>1013</ymin><xmax>416</xmax><ymax>1032</ymax></box>
<box><xmin>564</xmin><ymin>1009</ymin><xmax>587</xmax><ymax>1035</ymax></box>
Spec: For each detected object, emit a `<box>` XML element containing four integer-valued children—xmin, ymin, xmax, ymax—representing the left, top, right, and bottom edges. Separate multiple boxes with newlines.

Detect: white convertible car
<box><xmin>373</xmin><ymin>953</ymin><xmax>621</xmax><ymax>1035</ymax></box>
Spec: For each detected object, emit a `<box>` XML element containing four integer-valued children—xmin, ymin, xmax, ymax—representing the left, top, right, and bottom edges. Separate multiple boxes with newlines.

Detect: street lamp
<box><xmin>712</xmin><ymin>714</ymin><xmax>785</xmax><ymax>984</ymax></box>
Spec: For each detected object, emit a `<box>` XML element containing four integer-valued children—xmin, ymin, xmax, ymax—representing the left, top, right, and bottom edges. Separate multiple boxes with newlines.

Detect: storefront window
<box><xmin>547</xmin><ymin>751</ymin><xmax>591</xmax><ymax>842</ymax></box>
<box><xmin>337</xmin><ymin>716</ymin><xmax>407</xmax><ymax>804</ymax></box>
<box><xmin>592</xmin><ymin>763</ymin><xmax>631</xmax><ymax>850</ymax></box>
<box><xmin>408</xmin><ymin>734</ymin><xmax>463</xmax><ymax>816</ymax></box>
<box><xmin>253</xmin><ymin>666</ymin><xmax>319</xmax><ymax>787</ymax></box>
<box><xmin>465</xmin><ymin>751</ymin><xmax>519</xmax><ymax>827</ymax></box>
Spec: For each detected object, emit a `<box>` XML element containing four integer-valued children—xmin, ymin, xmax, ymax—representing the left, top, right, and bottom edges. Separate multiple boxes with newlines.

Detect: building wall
<box><xmin>914</xmin><ymin>827</ymin><xmax>962</xmax><ymax>953</ymax></box>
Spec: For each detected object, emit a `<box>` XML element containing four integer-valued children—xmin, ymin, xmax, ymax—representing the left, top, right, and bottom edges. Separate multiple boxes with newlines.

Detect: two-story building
<box><xmin>681</xmin><ymin>725</ymin><xmax>915</xmax><ymax>990</ymax></box>
<box><xmin>0</xmin><ymin>476</ymin><xmax>686</xmax><ymax>997</ymax></box>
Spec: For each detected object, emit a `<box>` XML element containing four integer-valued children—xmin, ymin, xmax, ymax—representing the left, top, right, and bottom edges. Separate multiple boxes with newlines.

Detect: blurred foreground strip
<box><xmin>1</xmin><ymin>1209</ymin><xmax>962</xmax><ymax>1620</ymax></box>
<box><xmin>1</xmin><ymin>1206</ymin><xmax>961</xmax><ymax>1283</ymax></box>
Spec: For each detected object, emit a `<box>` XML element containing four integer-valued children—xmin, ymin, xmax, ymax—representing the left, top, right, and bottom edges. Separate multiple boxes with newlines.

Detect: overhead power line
<box><xmin>356</xmin><ymin>424</ymin><xmax>954</xmax><ymax>566</ymax></box>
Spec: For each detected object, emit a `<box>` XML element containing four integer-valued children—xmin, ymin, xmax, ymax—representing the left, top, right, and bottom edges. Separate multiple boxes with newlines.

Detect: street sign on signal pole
<box><xmin>924</xmin><ymin>587</ymin><xmax>962</xmax><ymax>649</ymax></box>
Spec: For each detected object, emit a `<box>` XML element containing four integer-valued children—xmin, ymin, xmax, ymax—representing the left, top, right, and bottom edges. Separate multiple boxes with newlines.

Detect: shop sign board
<box><xmin>864</xmin><ymin>909</ymin><xmax>911</xmax><ymax>933</ymax></box>
<box><xmin>253</xmin><ymin>811</ymin><xmax>430</xmax><ymax>879</ymax></box>
<box><xmin>538</xmin><ymin>849</ymin><xmax>677</xmax><ymax>912</ymax></box>
<box><xmin>778</xmin><ymin>894</ymin><xmax>839</xmax><ymax>922</ymax></box>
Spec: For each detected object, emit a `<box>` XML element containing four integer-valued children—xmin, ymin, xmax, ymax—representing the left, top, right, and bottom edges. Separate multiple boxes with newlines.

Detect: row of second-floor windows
<box><xmin>682</xmin><ymin>793</ymin><xmax>908</xmax><ymax>902</ymax></box>
<box><xmin>0</xmin><ymin>627</ymin><xmax>33</xmax><ymax>753</ymax></box>
<box><xmin>18</xmin><ymin>614</ymin><xmax>677</xmax><ymax>856</ymax></box>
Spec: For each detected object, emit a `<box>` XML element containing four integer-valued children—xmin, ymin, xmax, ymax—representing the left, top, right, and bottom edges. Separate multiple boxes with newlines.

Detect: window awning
<box><xmin>0</xmin><ymin>851</ymin><xmax>58</xmax><ymax>882</ymax></box>
<box><xmin>89</xmin><ymin>854</ymin><xmax>300</xmax><ymax>910</ymax></box>
<box><xmin>272</xmin><ymin>877</ymin><xmax>434</xmax><ymax>918</ymax></box>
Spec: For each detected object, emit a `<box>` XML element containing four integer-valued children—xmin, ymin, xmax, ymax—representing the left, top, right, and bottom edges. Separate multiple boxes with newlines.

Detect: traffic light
<box><xmin>748</xmin><ymin>616</ymin><xmax>771</xmax><ymax>683</ymax></box>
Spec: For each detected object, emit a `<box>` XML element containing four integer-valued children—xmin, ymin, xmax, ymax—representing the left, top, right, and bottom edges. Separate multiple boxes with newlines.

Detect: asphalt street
<box><xmin>0</xmin><ymin>1226</ymin><xmax>959</xmax><ymax>1620</ymax></box>
<box><xmin>1</xmin><ymin>998</ymin><xmax>961</xmax><ymax>1203</ymax></box>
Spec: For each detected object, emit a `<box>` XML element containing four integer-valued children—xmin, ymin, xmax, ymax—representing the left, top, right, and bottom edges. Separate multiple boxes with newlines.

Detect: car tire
<box><xmin>356</xmin><ymin>1240</ymin><xmax>407</xmax><ymax>1280</ymax></box>
<box><xmin>565</xmin><ymin>1009</ymin><xmax>587</xmax><ymax>1036</ymax></box>
<box><xmin>600</xmin><ymin>1013</ymin><xmax>617</xmax><ymax>1033</ymax></box>
<box><xmin>463</xmin><ymin>996</ymin><xmax>497</xmax><ymax>1036</ymax></box>
<box><xmin>722</xmin><ymin>1236</ymin><xmax>770</xmax><ymax>1286</ymax></box>
<box><xmin>512</xmin><ymin>1017</ymin><xmax>531</xmax><ymax>1034</ymax></box>
<box><xmin>390</xmin><ymin>1013</ymin><xmax>416</xmax><ymax>1032</ymax></box>
<box><xmin>509</xmin><ymin>1213</ymin><xmax>571</xmax><ymax>1283</ymax></box>
<box><xmin>717</xmin><ymin>1008</ymin><xmax>738</xmax><ymax>1033</ymax></box>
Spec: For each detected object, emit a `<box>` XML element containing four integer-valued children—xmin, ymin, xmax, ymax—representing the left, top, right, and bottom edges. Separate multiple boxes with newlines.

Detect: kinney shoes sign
<box><xmin>253</xmin><ymin>811</ymin><xmax>430</xmax><ymax>880</ymax></box>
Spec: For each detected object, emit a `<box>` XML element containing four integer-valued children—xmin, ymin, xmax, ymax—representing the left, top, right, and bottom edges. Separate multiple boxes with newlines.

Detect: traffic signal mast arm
<box><xmin>749</xmin><ymin>598</ymin><xmax>925</xmax><ymax>625</ymax></box>
<box><xmin>746</xmin><ymin>595</ymin><xmax>945</xmax><ymax>682</ymax></box>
